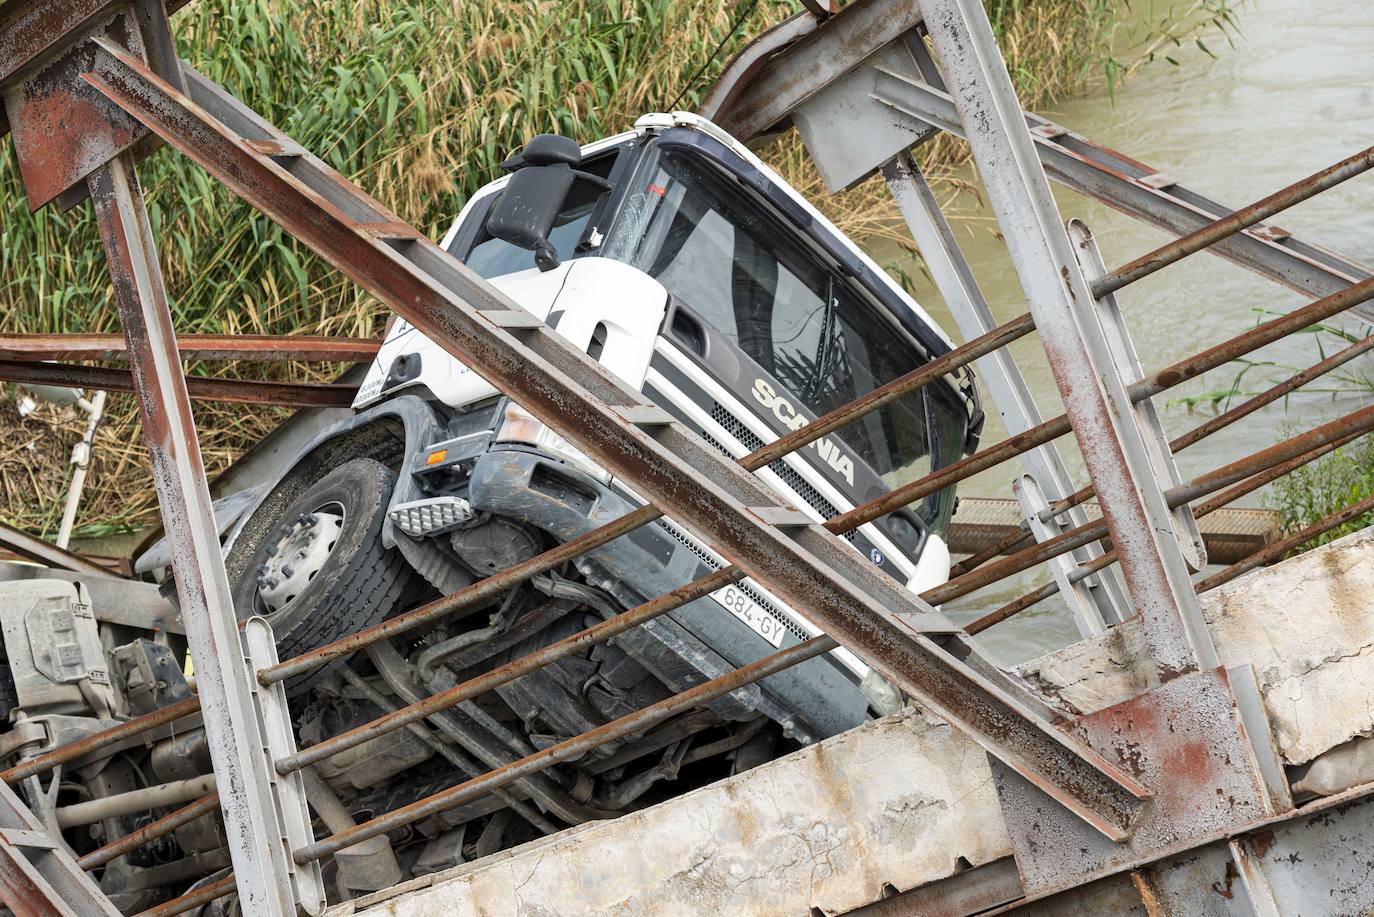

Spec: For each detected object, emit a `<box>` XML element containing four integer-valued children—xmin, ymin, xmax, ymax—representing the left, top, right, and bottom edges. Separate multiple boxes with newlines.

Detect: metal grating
<box><xmin>654</xmin><ymin>518</ymin><xmax>810</xmax><ymax>641</ymax></box>
<box><xmin>705</xmin><ymin>403</ymin><xmax>855</xmax><ymax>542</ymax></box>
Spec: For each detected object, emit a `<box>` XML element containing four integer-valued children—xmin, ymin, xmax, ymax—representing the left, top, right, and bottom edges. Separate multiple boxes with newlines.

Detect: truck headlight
<box><xmin>496</xmin><ymin>403</ymin><xmax>612</xmax><ymax>483</ymax></box>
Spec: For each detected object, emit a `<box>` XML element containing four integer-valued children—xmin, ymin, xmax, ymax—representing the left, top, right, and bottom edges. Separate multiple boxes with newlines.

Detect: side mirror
<box><xmin>485</xmin><ymin>134</ymin><xmax>611</xmax><ymax>272</ymax></box>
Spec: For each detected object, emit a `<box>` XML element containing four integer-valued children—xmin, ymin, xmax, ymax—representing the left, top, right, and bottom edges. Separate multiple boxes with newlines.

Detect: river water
<box><xmin>877</xmin><ymin>0</ymin><xmax>1374</xmax><ymax>663</ymax></box>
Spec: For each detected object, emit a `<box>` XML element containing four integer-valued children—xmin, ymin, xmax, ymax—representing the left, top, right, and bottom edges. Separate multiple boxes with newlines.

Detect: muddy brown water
<box><xmin>874</xmin><ymin>0</ymin><xmax>1374</xmax><ymax>663</ymax></box>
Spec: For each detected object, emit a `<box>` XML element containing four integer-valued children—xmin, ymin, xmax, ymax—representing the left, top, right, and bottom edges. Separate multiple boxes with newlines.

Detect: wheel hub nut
<box><xmin>256</xmin><ymin>509</ymin><xmax>344</xmax><ymax>613</ymax></box>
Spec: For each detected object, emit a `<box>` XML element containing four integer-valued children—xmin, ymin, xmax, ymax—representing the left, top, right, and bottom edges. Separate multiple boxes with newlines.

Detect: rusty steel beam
<box><xmin>77</xmin><ymin>792</ymin><xmax>219</xmax><ymax>870</ymax></box>
<box><xmin>0</xmin><ymin>521</ymin><xmax>114</xmax><ymax>577</ymax></box>
<box><xmin>0</xmin><ymin>333</ymin><xmax>380</xmax><ymax>363</ymax></box>
<box><xmin>919</xmin><ymin>0</ymin><xmax>1215</xmax><ymax>681</ymax></box>
<box><xmin>1196</xmin><ymin>493</ymin><xmax>1374</xmax><ymax>593</ymax></box>
<box><xmin>0</xmin><ymin>359</ymin><xmax>357</xmax><ymax>407</ymax></box>
<box><xmin>1093</xmin><ymin>142</ymin><xmax>1374</xmax><ymax>299</ymax></box>
<box><xmin>87</xmin><ymin>48</ymin><xmax>1151</xmax><ymax>839</ymax></box>
<box><xmin>87</xmin><ymin>151</ymin><xmax>299</xmax><ymax>914</ymax></box>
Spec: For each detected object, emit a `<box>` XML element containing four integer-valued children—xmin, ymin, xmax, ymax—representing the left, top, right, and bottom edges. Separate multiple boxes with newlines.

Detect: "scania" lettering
<box><xmin>751</xmin><ymin>379</ymin><xmax>856</xmax><ymax>485</ymax></box>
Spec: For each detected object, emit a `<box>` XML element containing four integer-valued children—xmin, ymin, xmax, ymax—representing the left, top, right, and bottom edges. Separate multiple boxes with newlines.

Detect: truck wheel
<box><xmin>231</xmin><ymin>457</ymin><xmax>412</xmax><ymax>695</ymax></box>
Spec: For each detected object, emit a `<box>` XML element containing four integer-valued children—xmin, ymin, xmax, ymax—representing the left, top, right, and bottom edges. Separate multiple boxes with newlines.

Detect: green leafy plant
<box><xmin>1271</xmin><ymin>434</ymin><xmax>1374</xmax><ymax>552</ymax></box>
<box><xmin>1184</xmin><ymin>310</ymin><xmax>1374</xmax><ymax>554</ymax></box>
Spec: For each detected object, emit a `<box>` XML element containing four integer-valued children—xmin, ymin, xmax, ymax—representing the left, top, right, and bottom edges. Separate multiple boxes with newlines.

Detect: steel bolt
<box><xmin>282</xmin><ymin>564</ymin><xmax>295</xmax><ymax>577</ymax></box>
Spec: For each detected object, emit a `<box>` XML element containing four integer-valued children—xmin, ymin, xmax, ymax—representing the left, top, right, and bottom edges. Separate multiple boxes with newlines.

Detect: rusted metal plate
<box><xmin>994</xmin><ymin>667</ymin><xmax>1273</xmax><ymax>896</ymax></box>
<box><xmin>0</xmin><ymin>0</ymin><xmax>190</xmax><ymax>86</ymax></box>
<box><xmin>0</xmin><ymin>0</ymin><xmax>126</xmax><ymax>85</ymax></box>
<box><xmin>1000</xmin><ymin>843</ymin><xmax>1253</xmax><ymax>915</ymax></box>
<box><xmin>1229</xmin><ymin>793</ymin><xmax>1374</xmax><ymax>916</ymax></box>
<box><xmin>973</xmin><ymin>792</ymin><xmax>1374</xmax><ymax>914</ymax></box>
<box><xmin>1</xmin><ymin>4</ymin><xmax>149</xmax><ymax>210</ymax></box>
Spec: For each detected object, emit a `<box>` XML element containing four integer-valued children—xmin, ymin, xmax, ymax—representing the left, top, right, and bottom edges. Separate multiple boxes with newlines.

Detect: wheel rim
<box><xmin>255</xmin><ymin>500</ymin><xmax>345</xmax><ymax>617</ymax></box>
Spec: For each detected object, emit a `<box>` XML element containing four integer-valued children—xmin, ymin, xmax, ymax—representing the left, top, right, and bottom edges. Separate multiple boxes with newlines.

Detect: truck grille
<box><xmin>704</xmin><ymin>402</ymin><xmax>855</xmax><ymax>543</ymax></box>
<box><xmin>654</xmin><ymin>518</ymin><xmax>810</xmax><ymax>642</ymax></box>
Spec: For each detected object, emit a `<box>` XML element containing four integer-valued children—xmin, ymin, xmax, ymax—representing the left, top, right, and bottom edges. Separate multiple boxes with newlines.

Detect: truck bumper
<box><xmin>468</xmin><ymin>446</ymin><xmax>870</xmax><ymax>745</ymax></box>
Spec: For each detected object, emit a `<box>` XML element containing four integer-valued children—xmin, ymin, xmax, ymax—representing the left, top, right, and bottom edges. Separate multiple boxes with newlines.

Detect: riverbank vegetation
<box><xmin>1180</xmin><ymin>318</ymin><xmax>1374</xmax><ymax>553</ymax></box>
<box><xmin>1264</xmin><ymin>324</ymin><xmax>1374</xmax><ymax>552</ymax></box>
<box><xmin>1</xmin><ymin>0</ymin><xmax>1236</xmax><ymax>538</ymax></box>
<box><xmin>1271</xmin><ymin>435</ymin><xmax>1374</xmax><ymax>553</ymax></box>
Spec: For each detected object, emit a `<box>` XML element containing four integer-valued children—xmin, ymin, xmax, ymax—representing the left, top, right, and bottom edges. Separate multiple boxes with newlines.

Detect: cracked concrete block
<box><xmin>342</xmin><ymin>710</ymin><xmax>1011</xmax><ymax>916</ymax></box>
<box><xmin>1020</xmin><ymin>527</ymin><xmax>1374</xmax><ymax>766</ymax></box>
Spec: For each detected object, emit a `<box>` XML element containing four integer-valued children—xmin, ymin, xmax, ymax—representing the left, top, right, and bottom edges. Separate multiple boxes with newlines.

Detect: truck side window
<box><xmin>463</xmin><ymin>153</ymin><xmax>617</xmax><ymax>279</ymax></box>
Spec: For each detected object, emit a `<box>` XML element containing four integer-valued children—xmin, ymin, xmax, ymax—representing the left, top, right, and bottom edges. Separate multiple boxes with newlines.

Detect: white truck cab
<box><xmin>356</xmin><ymin>113</ymin><xmax>980</xmax><ymax>702</ymax></box>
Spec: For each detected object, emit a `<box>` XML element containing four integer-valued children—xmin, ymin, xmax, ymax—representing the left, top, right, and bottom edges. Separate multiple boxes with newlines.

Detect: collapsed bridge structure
<box><xmin>0</xmin><ymin>0</ymin><xmax>1372</xmax><ymax>915</ymax></box>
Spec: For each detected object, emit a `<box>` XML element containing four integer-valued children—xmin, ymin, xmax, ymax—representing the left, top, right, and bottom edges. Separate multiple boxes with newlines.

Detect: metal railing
<box><xmin>0</xmin><ymin>0</ymin><xmax>1371</xmax><ymax>914</ymax></box>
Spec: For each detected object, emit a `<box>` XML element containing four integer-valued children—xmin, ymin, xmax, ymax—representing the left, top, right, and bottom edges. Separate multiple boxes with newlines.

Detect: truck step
<box><xmin>389</xmin><ymin>497</ymin><xmax>477</xmax><ymax>538</ymax></box>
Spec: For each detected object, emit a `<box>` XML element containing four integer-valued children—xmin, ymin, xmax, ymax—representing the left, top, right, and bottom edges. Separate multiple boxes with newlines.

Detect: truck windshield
<box><xmin>606</xmin><ymin>146</ymin><xmax>965</xmax><ymax>504</ymax></box>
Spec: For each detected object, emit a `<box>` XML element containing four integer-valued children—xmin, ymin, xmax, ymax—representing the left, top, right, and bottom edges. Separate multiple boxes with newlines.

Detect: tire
<box><xmin>230</xmin><ymin>457</ymin><xmax>412</xmax><ymax>696</ymax></box>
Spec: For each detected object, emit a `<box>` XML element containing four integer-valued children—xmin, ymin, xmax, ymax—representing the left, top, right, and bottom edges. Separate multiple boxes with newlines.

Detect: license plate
<box><xmin>713</xmin><ymin>585</ymin><xmax>786</xmax><ymax>647</ymax></box>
